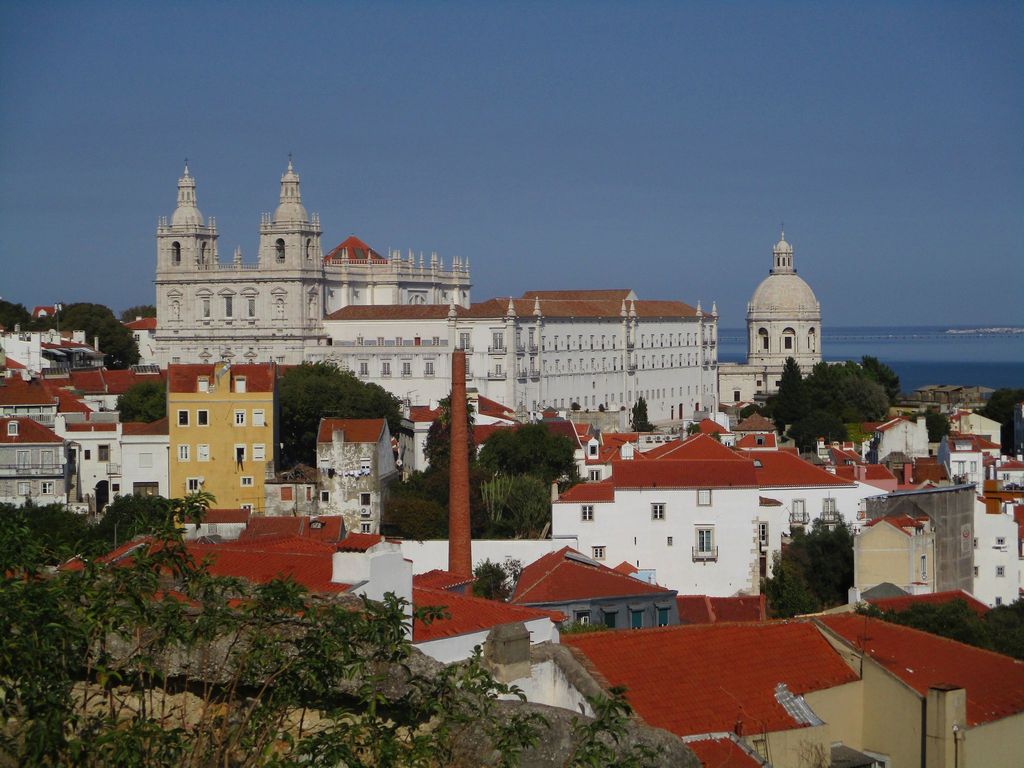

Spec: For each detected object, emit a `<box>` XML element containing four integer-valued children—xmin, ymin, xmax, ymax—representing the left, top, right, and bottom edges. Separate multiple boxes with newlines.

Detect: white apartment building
<box><xmin>54</xmin><ymin>412</ymin><xmax>124</xmax><ymax>513</ymax></box>
<box><xmin>938</xmin><ymin>433</ymin><xmax>1001</xmax><ymax>486</ymax></box>
<box><xmin>551</xmin><ymin>434</ymin><xmax>875</xmax><ymax>595</ymax></box>
<box><xmin>866</xmin><ymin>416</ymin><xmax>929</xmax><ymax>463</ymax></box>
<box><xmin>120</xmin><ymin>418</ymin><xmax>170</xmax><ymax>498</ymax></box>
<box><xmin>316</xmin><ymin>290</ymin><xmax>718</xmax><ymax>423</ymax></box>
<box><xmin>973</xmin><ymin>499</ymin><xmax>1020</xmax><ymax>607</ymax></box>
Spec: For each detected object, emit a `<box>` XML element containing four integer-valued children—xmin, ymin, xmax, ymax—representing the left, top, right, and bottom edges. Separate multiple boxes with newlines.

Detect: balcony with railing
<box><xmin>487</xmin><ymin>368</ymin><xmax>507</xmax><ymax>380</ymax></box>
<box><xmin>106</xmin><ymin>463</ymin><xmax>121</xmax><ymax>476</ymax></box>
<box><xmin>790</xmin><ymin>510</ymin><xmax>810</xmax><ymax>525</ymax></box>
<box><xmin>488</xmin><ymin>345</ymin><xmax>507</xmax><ymax>354</ymax></box>
<box><xmin>0</xmin><ymin>463</ymin><xmax>65</xmax><ymax>477</ymax></box>
<box><xmin>692</xmin><ymin>546</ymin><xmax>718</xmax><ymax>562</ymax></box>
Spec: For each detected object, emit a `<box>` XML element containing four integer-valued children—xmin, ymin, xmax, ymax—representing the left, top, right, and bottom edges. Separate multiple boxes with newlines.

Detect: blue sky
<box><xmin>1</xmin><ymin>1</ymin><xmax>1021</xmax><ymax>326</ymax></box>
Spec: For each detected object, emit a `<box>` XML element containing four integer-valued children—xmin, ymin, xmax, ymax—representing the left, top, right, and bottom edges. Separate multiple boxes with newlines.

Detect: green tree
<box><xmin>278</xmin><ymin>362</ymin><xmax>402</xmax><ymax>466</ymax></box>
<box><xmin>472</xmin><ymin>557</ymin><xmax>523</xmax><ymax>601</ymax></box>
<box><xmin>763</xmin><ymin>554</ymin><xmax>819</xmax><ymax>618</ymax></box>
<box><xmin>478</xmin><ymin>423</ymin><xmax>576</xmax><ymax>485</ymax></box>
<box><xmin>116</xmin><ymin>380</ymin><xmax>167</xmax><ymax>422</ymax></box>
<box><xmin>384</xmin><ymin>496</ymin><xmax>449</xmax><ymax>540</ymax></box>
<box><xmin>480</xmin><ymin>474</ymin><xmax>552</xmax><ymax>538</ymax></box>
<box><xmin>980</xmin><ymin>387</ymin><xmax>1024</xmax><ymax>454</ymax></box>
<box><xmin>120</xmin><ymin>304</ymin><xmax>156</xmax><ymax>322</ymax></box>
<box><xmin>630</xmin><ymin>397</ymin><xmax>654</xmax><ymax>432</ymax></box>
<box><xmin>59</xmin><ymin>302</ymin><xmax>140</xmax><ymax>369</ymax></box>
<box><xmin>90</xmin><ymin>493</ymin><xmax>184</xmax><ymax>551</ymax></box>
<box><xmin>788</xmin><ymin>410</ymin><xmax>847</xmax><ymax>452</ymax></box>
<box><xmin>0</xmin><ymin>299</ymin><xmax>31</xmax><ymax>331</ymax></box>
<box><xmin>773</xmin><ymin>357</ymin><xmax>807</xmax><ymax>430</ymax></box>
<box><xmin>423</xmin><ymin>395</ymin><xmax>476</xmax><ymax>472</ymax></box>
<box><xmin>787</xmin><ymin>519</ymin><xmax>854</xmax><ymax>607</ymax></box>
<box><xmin>860</xmin><ymin>356</ymin><xmax>901</xmax><ymax>402</ymax></box>
<box><xmin>0</xmin><ymin>501</ymin><xmax>90</xmax><ymax>565</ymax></box>
<box><xmin>925</xmin><ymin>411</ymin><xmax>950</xmax><ymax>442</ymax></box>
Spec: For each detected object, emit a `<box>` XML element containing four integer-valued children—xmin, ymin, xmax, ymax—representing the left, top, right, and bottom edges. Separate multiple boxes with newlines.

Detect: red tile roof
<box><xmin>864</xmin><ymin>514</ymin><xmax>929</xmax><ymax>535</ymax></box>
<box><xmin>325</xmin><ymin>304</ymin><xmax>459</xmax><ymax>321</ymax></box>
<box><xmin>643</xmin><ymin>433</ymin><xmax>740</xmax><ymax>461</ymax></box>
<box><xmin>237</xmin><ymin>515</ymin><xmax>346</xmax><ymax>544</ymax></box>
<box><xmin>733</xmin><ymin>413</ymin><xmax>776</xmax><ymax>433</ymax></box>
<box><xmin>4</xmin><ymin>356</ymin><xmax>26</xmax><ymax>369</ymax></box>
<box><xmin>521</xmin><ymin>289</ymin><xmax>633</xmax><ymax>302</ymax></box>
<box><xmin>475</xmin><ymin>395</ymin><xmax>516</xmax><ymax>421</ymax></box>
<box><xmin>867</xmin><ymin>590</ymin><xmax>989</xmax><ymax>617</ymax></box>
<box><xmin>610</xmin><ymin>459</ymin><xmax>757</xmax><ymax>490</ymax></box>
<box><xmin>819</xmin><ymin>615</ymin><xmax>1024</xmax><ymax>726</ymax></box>
<box><xmin>63</xmin><ymin>421</ymin><xmax>118</xmax><ymax>432</ymax></box>
<box><xmin>317</xmin><ymin>418</ymin><xmax>386</xmax><ymax>445</ymax></box>
<box><xmin>0</xmin><ymin>378</ymin><xmax>57</xmax><ymax>406</ymax></box>
<box><xmin>511</xmin><ymin>546</ymin><xmax>673</xmax><ymax>605</ymax></box>
<box><xmin>168</xmin><ymin>363</ymin><xmax>275</xmax><ymax>393</ymax></box>
<box><xmin>698</xmin><ymin>418</ymin><xmax>730</xmax><ymax>434</ymax></box>
<box><xmin>323</xmin><ymin>235</ymin><xmax>385</xmax><ymax>262</ymax></box>
<box><xmin>189</xmin><ymin>537</ymin><xmax>349</xmax><ymax>593</ymax></box>
<box><xmin>613</xmin><ymin>561</ymin><xmax>638</xmax><ymax>575</ymax></box>
<box><xmin>463</xmin><ymin>294</ymin><xmax>697</xmax><ymax>320</ymax></box>
<box><xmin>413</xmin><ymin>569</ymin><xmax>475</xmax><ymax>591</ymax></box>
<box><xmin>121</xmin><ymin>417</ymin><xmax>169</xmax><ymax>436</ymax></box>
<box><xmin>0</xmin><ymin>417</ymin><xmax>63</xmax><ymax>444</ymax></box>
<box><xmin>676</xmin><ymin>595</ymin><xmax>767</xmax><ymax>625</ymax></box>
<box><xmin>474</xmin><ymin>423</ymin><xmax>520</xmax><ymax>444</ymax></box>
<box><xmin>124</xmin><ymin>317</ymin><xmax>158</xmax><ymax>331</ymax></box>
<box><xmin>876</xmin><ymin>416</ymin><xmax>911</xmax><ymax>433</ymax></box>
<box><xmin>408</xmin><ymin>405</ymin><xmax>441</xmax><ymax>423</ymax></box>
<box><xmin>736</xmin><ymin>432</ymin><xmax>777</xmax><ymax>449</ymax></box>
<box><xmin>564</xmin><ymin>622</ymin><xmax>858</xmax><ymax>736</ymax></box>
<box><xmin>336</xmin><ymin>532</ymin><xmax>385</xmax><ymax>552</ymax></box>
<box><xmin>685</xmin><ymin>736</ymin><xmax>764</xmax><ymax>767</ymax></box>
<box><xmin>556</xmin><ymin>480</ymin><xmax>616</xmax><ymax>503</ymax></box>
<box><xmin>201</xmin><ymin>508</ymin><xmax>252</xmax><ymax>524</ymax></box>
<box><xmin>947</xmin><ymin>433</ymin><xmax>1002</xmax><ymax>452</ymax></box>
<box><xmin>744</xmin><ymin>450</ymin><xmax>855</xmax><ymax>488</ymax></box>
<box><xmin>413</xmin><ymin>586</ymin><xmax>560</xmax><ymax>642</ymax></box>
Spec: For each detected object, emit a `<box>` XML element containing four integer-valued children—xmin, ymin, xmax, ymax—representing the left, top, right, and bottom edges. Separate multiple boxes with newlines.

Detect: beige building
<box><xmin>718</xmin><ymin>232</ymin><xmax>822</xmax><ymax>403</ymax></box>
<box><xmin>853</xmin><ymin>514</ymin><xmax>936</xmax><ymax>598</ymax></box>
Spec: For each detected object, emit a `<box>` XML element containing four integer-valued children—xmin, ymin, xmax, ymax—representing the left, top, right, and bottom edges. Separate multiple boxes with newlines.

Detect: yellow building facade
<box><xmin>168</xmin><ymin>363</ymin><xmax>277</xmax><ymax>510</ymax></box>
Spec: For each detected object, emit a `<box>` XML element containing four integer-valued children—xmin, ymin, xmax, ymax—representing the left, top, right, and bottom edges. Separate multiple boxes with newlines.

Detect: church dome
<box><xmin>273</xmin><ymin>159</ymin><xmax>308</xmax><ymax>223</ymax></box>
<box><xmin>749</xmin><ymin>272</ymin><xmax>819</xmax><ymax>314</ymax></box>
<box><xmin>171</xmin><ymin>163</ymin><xmax>204</xmax><ymax>226</ymax></box>
<box><xmin>171</xmin><ymin>205</ymin><xmax>204</xmax><ymax>226</ymax></box>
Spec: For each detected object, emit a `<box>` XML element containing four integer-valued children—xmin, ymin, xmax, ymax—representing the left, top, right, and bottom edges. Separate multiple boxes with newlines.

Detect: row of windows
<box><xmin>539</xmin><ymin>331</ymin><xmax>709</xmax><ymax>354</ymax></box>
<box><xmin>177</xmin><ymin>443</ymin><xmax>266</xmax><ymax>463</ymax></box>
<box><xmin>3</xmin><ymin>479</ymin><xmax>58</xmax><ymax>496</ymax></box>
<box><xmin>581</xmin><ymin>494</ymin><xmax>713</xmax><ymax>522</ymax></box>
<box><xmin>177</xmin><ymin>408</ymin><xmax>266</xmax><ymax>427</ymax></box>
<box><xmin>168</xmin><ymin>296</ymin><xmax>290</xmax><ymax>323</ymax></box>
<box><xmin>573</xmin><ymin>606</ymin><xmax>671</xmax><ymax>629</ymax></box>
<box><xmin>590</xmin><ymin>525</ymin><xmax>717</xmax><ymax>559</ymax></box>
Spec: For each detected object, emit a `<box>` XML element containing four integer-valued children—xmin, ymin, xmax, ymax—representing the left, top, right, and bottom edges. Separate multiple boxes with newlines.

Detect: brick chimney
<box><xmin>448</xmin><ymin>350</ymin><xmax>472</xmax><ymax>576</ymax></box>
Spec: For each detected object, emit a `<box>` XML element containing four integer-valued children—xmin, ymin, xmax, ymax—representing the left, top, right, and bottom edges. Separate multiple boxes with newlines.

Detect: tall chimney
<box><xmin>448</xmin><ymin>350</ymin><xmax>472</xmax><ymax>576</ymax></box>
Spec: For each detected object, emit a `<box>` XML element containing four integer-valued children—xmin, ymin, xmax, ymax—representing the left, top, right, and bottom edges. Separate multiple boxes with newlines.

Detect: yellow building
<box><xmin>853</xmin><ymin>514</ymin><xmax>935</xmax><ymax>598</ymax></box>
<box><xmin>168</xmin><ymin>363</ymin><xmax>277</xmax><ymax>510</ymax></box>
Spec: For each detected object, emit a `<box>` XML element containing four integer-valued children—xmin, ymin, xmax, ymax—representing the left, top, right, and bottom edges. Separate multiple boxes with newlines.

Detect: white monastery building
<box><xmin>153</xmin><ymin>162</ymin><xmax>717</xmax><ymax>422</ymax></box>
<box><xmin>718</xmin><ymin>232</ymin><xmax>821</xmax><ymax>403</ymax></box>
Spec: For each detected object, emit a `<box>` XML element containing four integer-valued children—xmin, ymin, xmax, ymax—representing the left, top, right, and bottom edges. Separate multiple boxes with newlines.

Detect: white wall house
<box><xmin>54</xmin><ymin>413</ymin><xmax>123</xmax><ymax>513</ymax></box>
<box><xmin>973</xmin><ymin>500</ymin><xmax>1020</xmax><ymax>608</ymax></box>
<box><xmin>119</xmin><ymin>418</ymin><xmax>169</xmax><ymax>498</ymax></box>
<box><xmin>316</xmin><ymin>418</ymin><xmax>398</xmax><ymax>535</ymax></box>
<box><xmin>0</xmin><ymin>417</ymin><xmax>69</xmax><ymax>506</ymax></box>
<box><xmin>551</xmin><ymin>435</ymin><xmax>875</xmax><ymax>596</ymax></box>
<box><xmin>317</xmin><ymin>290</ymin><xmax>718</xmax><ymax>424</ymax></box>
<box><xmin>938</xmin><ymin>433</ymin><xmax>1001</xmax><ymax>486</ymax></box>
<box><xmin>867</xmin><ymin>416</ymin><xmax>929</xmax><ymax>463</ymax></box>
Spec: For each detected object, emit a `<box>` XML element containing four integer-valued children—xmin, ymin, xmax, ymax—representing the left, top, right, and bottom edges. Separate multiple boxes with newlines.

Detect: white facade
<box><xmin>53</xmin><ymin>413</ymin><xmax>124</xmax><ymax>512</ymax></box>
<box><xmin>1</xmin><ymin>329</ymin><xmax>103</xmax><ymax>374</ymax></box>
<box><xmin>317</xmin><ymin>291</ymin><xmax>718</xmax><ymax>423</ymax></box>
<box><xmin>316</xmin><ymin>419</ymin><xmax>398</xmax><ymax>535</ymax></box>
<box><xmin>120</xmin><ymin>426</ymin><xmax>169</xmax><ymax>498</ymax></box>
<box><xmin>153</xmin><ymin>162</ymin><xmax>469</xmax><ymax>367</ymax></box>
<box><xmin>867</xmin><ymin>417</ymin><xmax>929</xmax><ymax>463</ymax></box>
<box><xmin>973</xmin><ymin>501</ymin><xmax>1020</xmax><ymax>608</ymax></box>
<box><xmin>414</xmin><ymin>616</ymin><xmax>558</xmax><ymax>665</ymax></box>
<box><xmin>719</xmin><ymin>232</ymin><xmax>822</xmax><ymax>402</ymax></box>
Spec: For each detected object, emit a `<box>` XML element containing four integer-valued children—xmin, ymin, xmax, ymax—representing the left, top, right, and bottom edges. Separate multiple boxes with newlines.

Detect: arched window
<box><xmin>172</xmin><ymin>242</ymin><xmax>181</xmax><ymax>265</ymax></box>
<box><xmin>808</xmin><ymin>327</ymin><xmax>817</xmax><ymax>353</ymax></box>
<box><xmin>305</xmin><ymin>238</ymin><xmax>312</xmax><ymax>261</ymax></box>
<box><xmin>199</xmin><ymin>241</ymin><xmax>208</xmax><ymax>265</ymax></box>
<box><xmin>782</xmin><ymin>327</ymin><xmax>796</xmax><ymax>351</ymax></box>
<box><xmin>758</xmin><ymin>327</ymin><xmax>769</xmax><ymax>351</ymax></box>
<box><xmin>275</xmin><ymin>239</ymin><xmax>286</xmax><ymax>263</ymax></box>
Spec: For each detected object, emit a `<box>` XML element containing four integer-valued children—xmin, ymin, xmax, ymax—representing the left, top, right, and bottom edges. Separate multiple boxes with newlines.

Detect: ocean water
<box><xmin>717</xmin><ymin>326</ymin><xmax>1024</xmax><ymax>394</ymax></box>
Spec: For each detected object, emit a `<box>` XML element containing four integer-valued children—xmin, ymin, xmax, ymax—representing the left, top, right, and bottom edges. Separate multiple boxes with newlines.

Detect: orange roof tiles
<box><xmin>336</xmin><ymin>532</ymin><xmax>385</xmax><ymax>552</ymax></box>
<box><xmin>867</xmin><ymin>590</ymin><xmax>989</xmax><ymax>617</ymax></box>
<box><xmin>819</xmin><ymin>615</ymin><xmax>1024</xmax><ymax>726</ymax></box>
<box><xmin>643</xmin><ymin>433</ymin><xmax>740</xmax><ymax>461</ymax></box>
<box><xmin>676</xmin><ymin>595</ymin><xmax>766</xmax><ymax>625</ymax></box>
<box><xmin>611</xmin><ymin>459</ymin><xmax>757</xmax><ymax>490</ymax></box>
<box><xmin>564</xmin><ymin>622</ymin><xmax>858</xmax><ymax>736</ymax></box>
<box><xmin>511</xmin><ymin>546</ymin><xmax>672</xmax><ymax>605</ymax></box>
<box><xmin>736</xmin><ymin>432</ymin><xmax>777</xmax><ymax>449</ymax></box>
<box><xmin>0</xmin><ymin>378</ymin><xmax>57</xmax><ymax>406</ymax></box>
<box><xmin>698</xmin><ymin>418</ymin><xmax>729</xmax><ymax>434</ymax></box>
<box><xmin>189</xmin><ymin>538</ymin><xmax>349</xmax><ymax>593</ymax></box>
<box><xmin>744</xmin><ymin>450</ymin><xmax>855</xmax><ymax>488</ymax></box>
<box><xmin>413</xmin><ymin>569</ymin><xmax>475</xmax><ymax>591</ymax></box>
<box><xmin>474</xmin><ymin>422</ymin><xmax>519</xmax><ymax>444</ymax></box>
<box><xmin>413</xmin><ymin>586</ymin><xmax>560</xmax><ymax>642</ymax></box>
<box><xmin>121</xmin><ymin>417</ymin><xmax>169</xmax><ymax>436</ymax></box>
<box><xmin>734</xmin><ymin>413</ymin><xmax>776</xmax><ymax>433</ymax></box>
<box><xmin>237</xmin><ymin>515</ymin><xmax>346</xmax><ymax>544</ymax></box>
<box><xmin>123</xmin><ymin>317</ymin><xmax>157</xmax><ymax>331</ymax></box>
<box><xmin>317</xmin><ymin>418</ymin><xmax>385</xmax><ymax>444</ymax></box>
<box><xmin>168</xmin><ymin>363</ymin><xmax>275</xmax><ymax>393</ymax></box>
<box><xmin>325</xmin><ymin>304</ymin><xmax>458</xmax><ymax>321</ymax></box>
<box><xmin>475</xmin><ymin>395</ymin><xmax>516</xmax><ymax>420</ymax></box>
<box><xmin>556</xmin><ymin>481</ymin><xmax>615</xmax><ymax>503</ymax></box>
<box><xmin>0</xmin><ymin>417</ymin><xmax>63</xmax><ymax>444</ymax></box>
<box><xmin>685</xmin><ymin>736</ymin><xmax>764</xmax><ymax>767</ymax></box>
<box><xmin>323</xmin><ymin>235</ymin><xmax>384</xmax><ymax>262</ymax></box>
<box><xmin>408</xmin><ymin>405</ymin><xmax>441</xmax><ymax>423</ymax></box>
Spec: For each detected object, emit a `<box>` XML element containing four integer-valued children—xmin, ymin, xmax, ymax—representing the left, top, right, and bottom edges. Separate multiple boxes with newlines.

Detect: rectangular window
<box><xmin>630</xmin><ymin>610</ymin><xmax>643</xmax><ymax>630</ymax></box>
<box><xmin>197</xmin><ymin>409</ymin><xmax>209</xmax><ymax>426</ymax></box>
<box><xmin>83</xmin><ymin>449</ymin><xmax>91</xmax><ymax>460</ymax></box>
<box><xmin>360</xmin><ymin>492</ymin><xmax>371</xmax><ymax>506</ymax></box>
<box><xmin>592</xmin><ymin>545</ymin><xmax>605</xmax><ymax>560</ymax></box>
<box><xmin>651</xmin><ymin>502</ymin><xmax>665</xmax><ymax>520</ymax></box>
<box><xmin>234</xmin><ymin>410</ymin><xmax>246</xmax><ymax>426</ymax></box>
<box><xmin>224</xmin><ymin>296</ymin><xmax>233</xmax><ymax>318</ymax></box>
<box><xmin>253</xmin><ymin>444</ymin><xmax>265</xmax><ymax>461</ymax></box>
<box><xmin>996</xmin><ymin>537</ymin><xmax>1006</xmax><ymax>547</ymax></box>
<box><xmin>657</xmin><ymin>606</ymin><xmax>670</xmax><ymax>626</ymax></box>
<box><xmin>133</xmin><ymin>482</ymin><xmax>159</xmax><ymax>497</ymax></box>
<box><xmin>603</xmin><ymin>610</ymin><xmax>617</xmax><ymax>628</ymax></box>
<box><xmin>178</xmin><ymin>410</ymin><xmax>189</xmax><ymax>427</ymax></box>
<box><xmin>202</xmin><ymin>299</ymin><xmax>210</xmax><ymax>318</ymax></box>
<box><xmin>320</xmin><ymin>490</ymin><xmax>330</xmax><ymax>503</ymax></box>
<box><xmin>235</xmin><ymin>445</ymin><xmax>246</xmax><ymax>465</ymax></box>
<box><xmin>186</xmin><ymin>477</ymin><xmax>201</xmax><ymax>492</ymax></box>
<box><xmin>694</xmin><ymin>527</ymin><xmax>716</xmax><ymax>561</ymax></box>
<box><xmin>381</xmin><ymin>362</ymin><xmax>391</xmax><ymax>377</ymax></box>
<box><xmin>234</xmin><ymin>376</ymin><xmax>246</xmax><ymax>394</ymax></box>
<box><xmin>402</xmin><ymin>361</ymin><xmax>412</xmax><ymax>377</ymax></box>
<box><xmin>697</xmin><ymin>489</ymin><xmax>711</xmax><ymax>506</ymax></box>
<box><xmin>359</xmin><ymin>362</ymin><xmax>369</xmax><ymax>377</ymax></box>
<box><xmin>360</xmin><ymin>522</ymin><xmax>372</xmax><ymax>533</ymax></box>
<box><xmin>198</xmin><ymin>377</ymin><xmax>210</xmax><ymax>393</ymax></box>
<box><xmin>459</xmin><ymin>332</ymin><xmax>471</xmax><ymax>350</ymax></box>
<box><xmin>97</xmin><ymin>445</ymin><xmax>110</xmax><ymax>462</ymax></box>
<box><xmin>574</xmin><ymin>610</ymin><xmax>591</xmax><ymax>625</ymax></box>
<box><xmin>581</xmin><ymin>504</ymin><xmax>594</xmax><ymax>521</ymax></box>
<box><xmin>17</xmin><ymin>481</ymin><xmax>30</xmax><ymax>496</ymax></box>
<box><xmin>758</xmin><ymin>522</ymin><xmax>769</xmax><ymax>547</ymax></box>
<box><xmin>589</xmin><ymin>468</ymin><xmax>601</xmax><ymax>481</ymax></box>
<box><xmin>197</xmin><ymin>444</ymin><xmax>210</xmax><ymax>462</ymax></box>
<box><xmin>178</xmin><ymin>445</ymin><xmax>190</xmax><ymax>462</ymax></box>
<box><xmin>41</xmin><ymin>481</ymin><xmax>54</xmax><ymax>495</ymax></box>
<box><xmin>425</xmin><ymin>361</ymin><xmax>435</xmax><ymax>376</ymax></box>
<box><xmin>920</xmin><ymin>554</ymin><xmax>928</xmax><ymax>581</ymax></box>
<box><xmin>138</xmin><ymin>452</ymin><xmax>153</xmax><ymax>468</ymax></box>
<box><xmin>667</xmin><ymin>536</ymin><xmax>673</xmax><ymax>546</ymax></box>
<box><xmin>822</xmin><ymin>498</ymin><xmax>837</xmax><ymax>517</ymax></box>
<box><xmin>247</xmin><ymin>298</ymin><xmax>256</xmax><ymax>317</ymax></box>
<box><xmin>996</xmin><ymin>566</ymin><xmax>1005</xmax><ymax>577</ymax></box>
<box><xmin>253</xmin><ymin>409</ymin><xmax>265</xmax><ymax>427</ymax></box>
<box><xmin>240</xmin><ymin>476</ymin><xmax>253</xmax><ymax>487</ymax></box>
<box><xmin>280</xmin><ymin>486</ymin><xmax>293</xmax><ymax>501</ymax></box>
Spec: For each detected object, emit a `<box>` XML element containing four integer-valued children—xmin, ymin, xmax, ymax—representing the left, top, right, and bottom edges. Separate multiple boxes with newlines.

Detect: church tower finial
<box><xmin>274</xmin><ymin>157</ymin><xmax>308</xmax><ymax>224</ymax></box>
<box><xmin>771</xmin><ymin>228</ymin><xmax>794</xmax><ymax>274</ymax></box>
<box><xmin>172</xmin><ymin>160</ymin><xmax>203</xmax><ymax>225</ymax></box>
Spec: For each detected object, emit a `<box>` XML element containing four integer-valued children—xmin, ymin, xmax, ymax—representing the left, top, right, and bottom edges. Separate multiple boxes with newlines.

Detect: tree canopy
<box><xmin>762</xmin><ymin>519</ymin><xmax>854</xmax><ymax>616</ymax></box>
<box><xmin>120</xmin><ymin>304</ymin><xmax>156</xmax><ymax>322</ymax></box>
<box><xmin>116</xmin><ymin>380</ymin><xmax>167</xmax><ymax>423</ymax></box>
<box><xmin>478</xmin><ymin>424</ymin><xmax>576</xmax><ymax>485</ymax></box>
<box><xmin>60</xmin><ymin>302</ymin><xmax>140</xmax><ymax>369</ymax></box>
<box><xmin>0</xmin><ymin>299</ymin><xmax>32</xmax><ymax>331</ymax></box>
<box><xmin>630</xmin><ymin>397</ymin><xmax>654</xmax><ymax>432</ymax></box>
<box><xmin>278</xmin><ymin>362</ymin><xmax>402</xmax><ymax>467</ymax></box>
<box><xmin>980</xmin><ymin>387</ymin><xmax>1024</xmax><ymax>454</ymax></box>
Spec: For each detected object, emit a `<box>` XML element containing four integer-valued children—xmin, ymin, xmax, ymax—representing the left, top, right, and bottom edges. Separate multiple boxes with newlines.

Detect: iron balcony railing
<box><xmin>692</xmin><ymin>546</ymin><xmax>718</xmax><ymax>562</ymax></box>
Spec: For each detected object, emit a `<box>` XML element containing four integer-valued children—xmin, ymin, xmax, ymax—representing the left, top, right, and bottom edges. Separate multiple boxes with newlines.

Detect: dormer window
<box><xmin>197</xmin><ymin>377</ymin><xmax>210</xmax><ymax>393</ymax></box>
<box><xmin>6</xmin><ymin>421</ymin><xmax>18</xmax><ymax>437</ymax></box>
